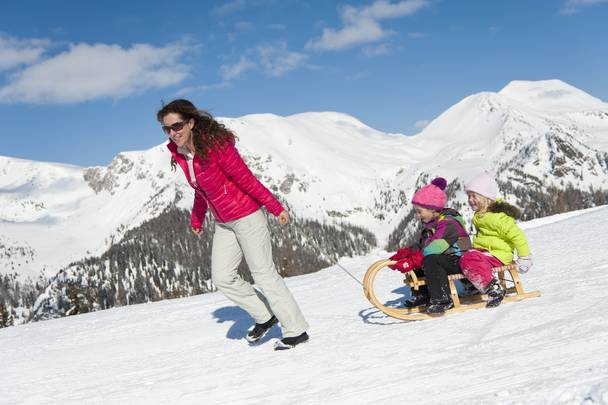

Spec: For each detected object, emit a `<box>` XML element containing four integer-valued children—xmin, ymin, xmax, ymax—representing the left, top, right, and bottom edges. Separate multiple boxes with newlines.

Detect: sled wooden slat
<box><xmin>363</xmin><ymin>259</ymin><xmax>540</xmax><ymax>321</ymax></box>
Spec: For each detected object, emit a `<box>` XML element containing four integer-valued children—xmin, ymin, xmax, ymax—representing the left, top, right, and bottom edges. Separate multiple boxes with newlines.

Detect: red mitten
<box><xmin>388</xmin><ymin>247</ymin><xmax>411</xmax><ymax>271</ymax></box>
<box><xmin>389</xmin><ymin>247</ymin><xmax>412</xmax><ymax>261</ymax></box>
<box><xmin>392</xmin><ymin>258</ymin><xmax>417</xmax><ymax>273</ymax></box>
<box><xmin>410</xmin><ymin>249</ymin><xmax>423</xmax><ymax>269</ymax></box>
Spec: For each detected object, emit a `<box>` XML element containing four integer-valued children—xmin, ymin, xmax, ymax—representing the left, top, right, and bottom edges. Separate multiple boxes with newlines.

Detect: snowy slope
<box><xmin>1</xmin><ymin>79</ymin><xmax>608</xmax><ymax>281</ymax></box>
<box><xmin>1</xmin><ymin>205</ymin><xmax>607</xmax><ymax>404</ymax></box>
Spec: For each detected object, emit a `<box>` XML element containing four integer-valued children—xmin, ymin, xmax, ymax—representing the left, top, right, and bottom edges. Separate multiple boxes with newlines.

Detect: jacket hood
<box><xmin>488</xmin><ymin>200</ymin><xmax>521</xmax><ymax>219</ymax></box>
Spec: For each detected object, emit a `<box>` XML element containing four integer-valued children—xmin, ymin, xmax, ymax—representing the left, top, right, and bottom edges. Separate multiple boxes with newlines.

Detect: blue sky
<box><xmin>1</xmin><ymin>0</ymin><xmax>607</xmax><ymax>166</ymax></box>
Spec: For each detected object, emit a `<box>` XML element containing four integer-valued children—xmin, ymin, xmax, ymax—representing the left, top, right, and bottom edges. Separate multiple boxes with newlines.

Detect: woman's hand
<box><xmin>191</xmin><ymin>227</ymin><xmax>203</xmax><ymax>237</ymax></box>
<box><xmin>277</xmin><ymin>210</ymin><xmax>289</xmax><ymax>225</ymax></box>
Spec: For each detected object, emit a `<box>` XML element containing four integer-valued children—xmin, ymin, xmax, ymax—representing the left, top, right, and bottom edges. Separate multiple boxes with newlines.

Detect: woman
<box><xmin>157</xmin><ymin>99</ymin><xmax>309</xmax><ymax>350</ymax></box>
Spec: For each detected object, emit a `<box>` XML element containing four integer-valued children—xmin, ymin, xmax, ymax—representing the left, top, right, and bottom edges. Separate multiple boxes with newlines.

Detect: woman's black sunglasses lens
<box><xmin>162</xmin><ymin>121</ymin><xmax>187</xmax><ymax>134</ymax></box>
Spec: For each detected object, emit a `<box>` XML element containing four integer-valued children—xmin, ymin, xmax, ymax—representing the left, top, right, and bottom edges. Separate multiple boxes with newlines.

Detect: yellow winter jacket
<box><xmin>472</xmin><ymin>210</ymin><xmax>531</xmax><ymax>264</ymax></box>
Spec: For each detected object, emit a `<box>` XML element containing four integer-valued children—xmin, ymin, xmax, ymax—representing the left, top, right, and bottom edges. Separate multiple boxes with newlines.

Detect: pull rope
<box><xmin>335</xmin><ymin>262</ymin><xmax>364</xmax><ymax>287</ymax></box>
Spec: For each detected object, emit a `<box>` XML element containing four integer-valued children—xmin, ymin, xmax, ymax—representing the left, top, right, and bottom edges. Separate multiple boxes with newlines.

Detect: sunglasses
<box><xmin>162</xmin><ymin>120</ymin><xmax>189</xmax><ymax>134</ymax></box>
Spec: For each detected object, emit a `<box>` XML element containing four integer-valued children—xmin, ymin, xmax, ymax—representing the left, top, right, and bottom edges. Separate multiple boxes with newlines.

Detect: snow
<box><xmin>499</xmin><ymin>79</ymin><xmax>607</xmax><ymax>113</ymax></box>
<box><xmin>2</xmin><ymin>205</ymin><xmax>608</xmax><ymax>404</ymax></box>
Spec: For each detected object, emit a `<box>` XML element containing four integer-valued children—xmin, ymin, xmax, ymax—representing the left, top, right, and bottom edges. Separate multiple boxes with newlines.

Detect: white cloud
<box><xmin>308</xmin><ymin>18</ymin><xmax>385</xmax><ymax>52</ymax></box>
<box><xmin>174</xmin><ymin>81</ymin><xmax>231</xmax><ymax>97</ymax></box>
<box><xmin>0</xmin><ymin>34</ymin><xmax>51</xmax><ymax>70</ymax></box>
<box><xmin>560</xmin><ymin>0</ymin><xmax>608</xmax><ymax>14</ymax></box>
<box><xmin>0</xmin><ymin>42</ymin><xmax>191</xmax><ymax>104</ymax></box>
<box><xmin>306</xmin><ymin>0</ymin><xmax>429</xmax><ymax>51</ymax></box>
<box><xmin>211</xmin><ymin>0</ymin><xmax>276</xmax><ymax>16</ymax></box>
<box><xmin>220</xmin><ymin>56</ymin><xmax>256</xmax><ymax>81</ymax></box>
<box><xmin>414</xmin><ymin>120</ymin><xmax>430</xmax><ymax>129</ymax></box>
<box><xmin>219</xmin><ymin>41</ymin><xmax>307</xmax><ymax>80</ymax></box>
<box><xmin>256</xmin><ymin>42</ymin><xmax>308</xmax><ymax>76</ymax></box>
<box><xmin>211</xmin><ymin>0</ymin><xmax>247</xmax><ymax>15</ymax></box>
<box><xmin>362</xmin><ymin>43</ymin><xmax>392</xmax><ymax>56</ymax></box>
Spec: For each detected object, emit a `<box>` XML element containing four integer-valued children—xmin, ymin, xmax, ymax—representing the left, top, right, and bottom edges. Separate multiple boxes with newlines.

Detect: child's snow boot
<box><xmin>485</xmin><ymin>279</ymin><xmax>506</xmax><ymax>308</ymax></box>
<box><xmin>404</xmin><ymin>286</ymin><xmax>429</xmax><ymax>308</ymax></box>
<box><xmin>426</xmin><ymin>298</ymin><xmax>454</xmax><ymax>314</ymax></box>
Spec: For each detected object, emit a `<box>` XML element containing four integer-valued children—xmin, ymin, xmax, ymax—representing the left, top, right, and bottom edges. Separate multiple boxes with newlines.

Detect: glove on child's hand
<box><xmin>388</xmin><ymin>249</ymin><xmax>423</xmax><ymax>273</ymax></box>
<box><xmin>391</xmin><ymin>258</ymin><xmax>417</xmax><ymax>273</ymax></box>
<box><xmin>410</xmin><ymin>249</ymin><xmax>423</xmax><ymax>270</ymax></box>
<box><xmin>516</xmin><ymin>256</ymin><xmax>533</xmax><ymax>274</ymax></box>
<box><xmin>388</xmin><ymin>247</ymin><xmax>411</xmax><ymax>271</ymax></box>
<box><xmin>389</xmin><ymin>247</ymin><xmax>412</xmax><ymax>262</ymax></box>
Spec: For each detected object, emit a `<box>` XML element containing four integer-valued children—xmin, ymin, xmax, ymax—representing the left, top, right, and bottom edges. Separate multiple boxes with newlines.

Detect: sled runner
<box><xmin>363</xmin><ymin>259</ymin><xmax>540</xmax><ymax>321</ymax></box>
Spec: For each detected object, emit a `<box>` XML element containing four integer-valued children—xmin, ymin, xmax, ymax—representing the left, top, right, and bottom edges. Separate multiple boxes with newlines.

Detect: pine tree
<box><xmin>66</xmin><ymin>286</ymin><xmax>81</xmax><ymax>316</ymax></box>
<box><xmin>0</xmin><ymin>302</ymin><xmax>13</xmax><ymax>328</ymax></box>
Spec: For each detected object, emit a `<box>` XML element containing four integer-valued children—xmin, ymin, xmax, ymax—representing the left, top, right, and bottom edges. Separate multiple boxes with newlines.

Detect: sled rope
<box><xmin>336</xmin><ymin>262</ymin><xmax>364</xmax><ymax>287</ymax></box>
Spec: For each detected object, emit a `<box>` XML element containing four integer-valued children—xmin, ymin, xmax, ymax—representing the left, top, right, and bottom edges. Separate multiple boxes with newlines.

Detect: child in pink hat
<box><xmin>459</xmin><ymin>173</ymin><xmax>533</xmax><ymax>307</ymax></box>
<box><xmin>389</xmin><ymin>177</ymin><xmax>472</xmax><ymax>314</ymax></box>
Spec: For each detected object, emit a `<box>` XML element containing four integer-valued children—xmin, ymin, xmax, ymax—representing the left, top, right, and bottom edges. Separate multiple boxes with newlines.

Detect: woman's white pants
<box><xmin>211</xmin><ymin>209</ymin><xmax>309</xmax><ymax>338</ymax></box>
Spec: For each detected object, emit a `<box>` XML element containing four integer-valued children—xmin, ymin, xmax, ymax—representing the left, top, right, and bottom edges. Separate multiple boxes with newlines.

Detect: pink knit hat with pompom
<box><xmin>411</xmin><ymin>177</ymin><xmax>447</xmax><ymax>210</ymax></box>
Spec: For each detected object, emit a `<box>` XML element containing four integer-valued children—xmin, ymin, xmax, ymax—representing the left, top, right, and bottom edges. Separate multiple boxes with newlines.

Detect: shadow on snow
<box><xmin>212</xmin><ymin>305</ymin><xmax>281</xmax><ymax>343</ymax></box>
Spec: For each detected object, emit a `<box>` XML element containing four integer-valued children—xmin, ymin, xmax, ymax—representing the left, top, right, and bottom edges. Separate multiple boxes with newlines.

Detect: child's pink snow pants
<box><xmin>459</xmin><ymin>249</ymin><xmax>504</xmax><ymax>292</ymax></box>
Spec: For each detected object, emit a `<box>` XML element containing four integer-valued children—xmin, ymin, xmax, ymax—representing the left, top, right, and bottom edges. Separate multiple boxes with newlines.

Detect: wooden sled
<box><xmin>363</xmin><ymin>259</ymin><xmax>540</xmax><ymax>321</ymax></box>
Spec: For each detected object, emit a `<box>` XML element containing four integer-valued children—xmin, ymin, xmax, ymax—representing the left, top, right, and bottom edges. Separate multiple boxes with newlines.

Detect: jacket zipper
<box><xmin>175</xmin><ymin>148</ymin><xmax>226</xmax><ymax>223</ymax></box>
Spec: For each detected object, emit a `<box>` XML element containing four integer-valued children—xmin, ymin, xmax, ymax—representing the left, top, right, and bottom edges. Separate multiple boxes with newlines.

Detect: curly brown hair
<box><xmin>156</xmin><ymin>99</ymin><xmax>236</xmax><ymax>169</ymax></box>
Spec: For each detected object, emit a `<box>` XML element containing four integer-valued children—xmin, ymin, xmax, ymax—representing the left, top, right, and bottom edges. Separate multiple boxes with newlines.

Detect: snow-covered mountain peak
<box><xmin>82</xmin><ymin>144</ymin><xmax>173</xmax><ymax>194</ymax></box>
<box><xmin>0</xmin><ymin>155</ymin><xmax>91</xmax><ymax>223</ymax></box>
<box><xmin>288</xmin><ymin>111</ymin><xmax>386</xmax><ymax>135</ymax></box>
<box><xmin>408</xmin><ymin>80</ymin><xmax>608</xmax><ymax>184</ymax></box>
<box><xmin>499</xmin><ymin>79</ymin><xmax>607</xmax><ymax>112</ymax></box>
<box><xmin>410</xmin><ymin>90</ymin><xmax>537</xmax><ymax>177</ymax></box>
<box><xmin>221</xmin><ymin>111</ymin><xmax>413</xmax><ymax>179</ymax></box>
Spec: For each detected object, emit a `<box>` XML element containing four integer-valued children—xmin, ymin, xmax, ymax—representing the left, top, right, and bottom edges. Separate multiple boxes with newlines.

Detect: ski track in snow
<box><xmin>2</xmin><ymin>207</ymin><xmax>608</xmax><ymax>404</ymax></box>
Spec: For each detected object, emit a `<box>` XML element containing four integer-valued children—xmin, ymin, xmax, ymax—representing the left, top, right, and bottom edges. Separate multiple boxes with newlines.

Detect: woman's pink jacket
<box><xmin>167</xmin><ymin>140</ymin><xmax>285</xmax><ymax>230</ymax></box>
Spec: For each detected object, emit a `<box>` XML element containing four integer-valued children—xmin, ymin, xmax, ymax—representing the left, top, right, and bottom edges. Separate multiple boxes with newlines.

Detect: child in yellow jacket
<box><xmin>460</xmin><ymin>173</ymin><xmax>532</xmax><ymax>307</ymax></box>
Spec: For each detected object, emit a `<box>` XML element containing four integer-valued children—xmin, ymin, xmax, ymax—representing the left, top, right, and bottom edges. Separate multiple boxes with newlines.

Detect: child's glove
<box><xmin>516</xmin><ymin>256</ymin><xmax>533</xmax><ymax>274</ymax></box>
<box><xmin>389</xmin><ymin>247</ymin><xmax>412</xmax><ymax>261</ymax></box>
<box><xmin>388</xmin><ymin>249</ymin><xmax>423</xmax><ymax>273</ymax></box>
<box><xmin>391</xmin><ymin>258</ymin><xmax>417</xmax><ymax>273</ymax></box>
<box><xmin>410</xmin><ymin>249</ymin><xmax>423</xmax><ymax>269</ymax></box>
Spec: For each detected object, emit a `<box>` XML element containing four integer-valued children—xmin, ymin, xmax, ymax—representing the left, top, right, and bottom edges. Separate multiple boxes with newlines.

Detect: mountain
<box><xmin>2</xmin><ymin>205</ymin><xmax>608</xmax><ymax>404</ymax></box>
<box><xmin>1</xmin><ymin>79</ymin><xmax>607</xmax><ymax>324</ymax></box>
